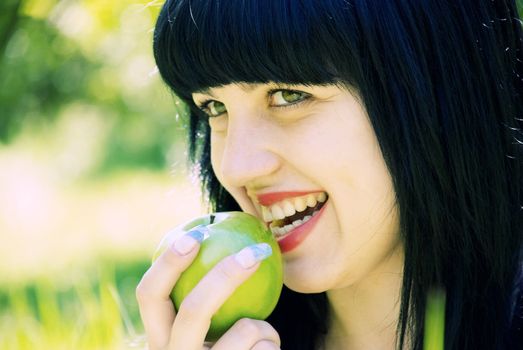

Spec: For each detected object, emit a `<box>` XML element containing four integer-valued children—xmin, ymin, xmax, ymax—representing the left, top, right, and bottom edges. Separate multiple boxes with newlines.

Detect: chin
<box><xmin>283</xmin><ymin>270</ymin><xmax>331</xmax><ymax>294</ymax></box>
<box><xmin>284</xmin><ymin>280</ymin><xmax>328</xmax><ymax>294</ymax></box>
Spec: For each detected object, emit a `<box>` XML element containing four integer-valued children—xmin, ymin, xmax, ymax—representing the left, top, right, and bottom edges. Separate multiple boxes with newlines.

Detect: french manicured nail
<box><xmin>172</xmin><ymin>227</ymin><xmax>206</xmax><ymax>255</ymax></box>
<box><xmin>234</xmin><ymin>243</ymin><xmax>272</xmax><ymax>269</ymax></box>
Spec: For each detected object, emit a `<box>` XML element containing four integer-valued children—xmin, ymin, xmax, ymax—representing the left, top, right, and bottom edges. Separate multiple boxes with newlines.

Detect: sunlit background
<box><xmin>1</xmin><ymin>1</ymin><xmax>523</xmax><ymax>349</ymax></box>
<box><xmin>0</xmin><ymin>0</ymin><xmax>204</xmax><ymax>348</ymax></box>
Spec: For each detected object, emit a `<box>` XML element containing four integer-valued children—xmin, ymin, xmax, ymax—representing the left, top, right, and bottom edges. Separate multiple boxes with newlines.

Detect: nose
<box><xmin>216</xmin><ymin>116</ymin><xmax>281</xmax><ymax>187</ymax></box>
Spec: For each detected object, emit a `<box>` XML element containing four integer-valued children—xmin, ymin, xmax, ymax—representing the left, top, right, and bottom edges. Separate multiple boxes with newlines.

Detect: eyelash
<box><xmin>196</xmin><ymin>89</ymin><xmax>312</xmax><ymax>118</ymax></box>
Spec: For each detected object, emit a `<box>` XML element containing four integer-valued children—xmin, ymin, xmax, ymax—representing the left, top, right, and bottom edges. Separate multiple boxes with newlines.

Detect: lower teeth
<box><xmin>270</xmin><ymin>210</ymin><xmax>319</xmax><ymax>237</ymax></box>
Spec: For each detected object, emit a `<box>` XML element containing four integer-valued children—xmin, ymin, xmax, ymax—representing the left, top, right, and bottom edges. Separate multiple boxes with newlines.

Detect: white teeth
<box><xmin>271</xmin><ymin>204</ymin><xmax>285</xmax><ymax>220</ymax></box>
<box><xmin>306</xmin><ymin>194</ymin><xmax>316</xmax><ymax>207</ymax></box>
<box><xmin>262</xmin><ymin>192</ymin><xmax>326</xmax><ymax>223</ymax></box>
<box><xmin>269</xmin><ymin>211</ymin><xmax>319</xmax><ymax>237</ymax></box>
<box><xmin>282</xmin><ymin>200</ymin><xmax>296</xmax><ymax>216</ymax></box>
<box><xmin>262</xmin><ymin>206</ymin><xmax>273</xmax><ymax>222</ymax></box>
<box><xmin>260</xmin><ymin>192</ymin><xmax>328</xmax><ymax>237</ymax></box>
<box><xmin>294</xmin><ymin>196</ymin><xmax>307</xmax><ymax>212</ymax></box>
<box><xmin>283</xmin><ymin>224</ymin><xmax>294</xmax><ymax>232</ymax></box>
<box><xmin>292</xmin><ymin>219</ymin><xmax>303</xmax><ymax>227</ymax></box>
<box><xmin>270</xmin><ymin>225</ymin><xmax>288</xmax><ymax>237</ymax></box>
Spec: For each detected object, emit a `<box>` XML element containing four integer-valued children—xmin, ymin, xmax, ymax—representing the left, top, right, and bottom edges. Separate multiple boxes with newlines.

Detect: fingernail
<box><xmin>172</xmin><ymin>227</ymin><xmax>206</xmax><ymax>255</ymax></box>
<box><xmin>234</xmin><ymin>243</ymin><xmax>272</xmax><ymax>269</ymax></box>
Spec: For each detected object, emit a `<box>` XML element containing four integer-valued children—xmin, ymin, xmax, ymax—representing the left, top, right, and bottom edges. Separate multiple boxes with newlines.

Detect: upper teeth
<box><xmin>261</xmin><ymin>192</ymin><xmax>327</xmax><ymax>222</ymax></box>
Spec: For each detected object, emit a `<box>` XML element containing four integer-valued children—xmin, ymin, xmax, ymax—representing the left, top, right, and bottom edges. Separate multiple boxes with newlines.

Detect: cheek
<box><xmin>314</xmin><ymin>109</ymin><xmax>387</xmax><ymax>192</ymax></box>
<box><xmin>283</xmin><ymin>113</ymin><xmax>377</xmax><ymax>186</ymax></box>
<box><xmin>209</xmin><ymin>135</ymin><xmax>225</xmax><ymax>180</ymax></box>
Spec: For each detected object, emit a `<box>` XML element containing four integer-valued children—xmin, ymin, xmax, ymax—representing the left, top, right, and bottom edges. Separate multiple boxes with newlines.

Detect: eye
<box><xmin>198</xmin><ymin>100</ymin><xmax>227</xmax><ymax>117</ymax></box>
<box><xmin>270</xmin><ymin>90</ymin><xmax>311</xmax><ymax>107</ymax></box>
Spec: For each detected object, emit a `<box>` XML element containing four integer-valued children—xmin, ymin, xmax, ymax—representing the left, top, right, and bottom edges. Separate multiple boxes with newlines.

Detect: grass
<box><xmin>0</xmin><ymin>140</ymin><xmax>204</xmax><ymax>349</ymax></box>
<box><xmin>424</xmin><ymin>288</ymin><xmax>446</xmax><ymax>350</ymax></box>
<box><xmin>0</xmin><ymin>259</ymin><xmax>150</xmax><ymax>350</ymax></box>
<box><xmin>1</xmin><ymin>264</ymin><xmax>448</xmax><ymax>350</ymax></box>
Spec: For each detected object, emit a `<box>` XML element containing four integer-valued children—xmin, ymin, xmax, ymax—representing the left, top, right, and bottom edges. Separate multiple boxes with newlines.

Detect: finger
<box><xmin>211</xmin><ymin>319</ymin><xmax>280</xmax><ymax>350</ymax></box>
<box><xmin>251</xmin><ymin>340</ymin><xmax>281</xmax><ymax>350</ymax></box>
<box><xmin>136</xmin><ymin>229</ymin><xmax>204</xmax><ymax>349</ymax></box>
<box><xmin>169</xmin><ymin>243</ymin><xmax>272</xmax><ymax>349</ymax></box>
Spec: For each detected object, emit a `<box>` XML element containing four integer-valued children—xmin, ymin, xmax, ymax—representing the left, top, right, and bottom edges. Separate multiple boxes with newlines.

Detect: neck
<box><xmin>324</xmin><ymin>245</ymin><xmax>404</xmax><ymax>350</ymax></box>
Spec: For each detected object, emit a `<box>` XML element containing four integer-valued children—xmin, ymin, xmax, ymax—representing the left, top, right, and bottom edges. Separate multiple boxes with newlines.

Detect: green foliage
<box><xmin>0</xmin><ymin>16</ymin><xmax>95</xmax><ymax>140</ymax></box>
<box><xmin>0</xmin><ymin>0</ymin><xmax>23</xmax><ymax>60</ymax></box>
<box><xmin>0</xmin><ymin>0</ymin><xmax>188</xmax><ymax>176</ymax></box>
<box><xmin>0</xmin><ymin>258</ymin><xmax>150</xmax><ymax>349</ymax></box>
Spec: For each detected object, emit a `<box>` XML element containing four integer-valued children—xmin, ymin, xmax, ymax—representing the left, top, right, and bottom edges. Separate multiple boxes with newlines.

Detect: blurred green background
<box><xmin>1</xmin><ymin>1</ymin><xmax>522</xmax><ymax>349</ymax></box>
<box><xmin>0</xmin><ymin>1</ymin><xmax>204</xmax><ymax>349</ymax></box>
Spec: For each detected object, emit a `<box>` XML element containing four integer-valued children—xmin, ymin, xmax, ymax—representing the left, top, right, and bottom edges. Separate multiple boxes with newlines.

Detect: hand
<box><xmin>136</xmin><ymin>231</ymin><xmax>281</xmax><ymax>350</ymax></box>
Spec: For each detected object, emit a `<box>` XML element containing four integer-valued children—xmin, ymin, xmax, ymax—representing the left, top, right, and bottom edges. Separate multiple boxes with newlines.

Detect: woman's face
<box><xmin>192</xmin><ymin>83</ymin><xmax>402</xmax><ymax>293</ymax></box>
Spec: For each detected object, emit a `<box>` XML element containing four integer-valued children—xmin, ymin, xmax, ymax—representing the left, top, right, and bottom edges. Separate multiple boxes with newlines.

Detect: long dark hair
<box><xmin>152</xmin><ymin>1</ymin><xmax>523</xmax><ymax>349</ymax></box>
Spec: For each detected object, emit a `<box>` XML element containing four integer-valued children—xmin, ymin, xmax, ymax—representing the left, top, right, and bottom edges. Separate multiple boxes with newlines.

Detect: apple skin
<box><xmin>152</xmin><ymin>211</ymin><xmax>283</xmax><ymax>341</ymax></box>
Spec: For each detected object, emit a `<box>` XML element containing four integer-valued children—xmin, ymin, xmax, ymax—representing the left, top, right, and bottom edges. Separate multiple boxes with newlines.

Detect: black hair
<box><xmin>153</xmin><ymin>0</ymin><xmax>523</xmax><ymax>349</ymax></box>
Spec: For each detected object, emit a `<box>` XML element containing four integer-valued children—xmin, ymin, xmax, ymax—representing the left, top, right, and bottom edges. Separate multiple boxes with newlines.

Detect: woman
<box><xmin>136</xmin><ymin>0</ymin><xmax>523</xmax><ymax>349</ymax></box>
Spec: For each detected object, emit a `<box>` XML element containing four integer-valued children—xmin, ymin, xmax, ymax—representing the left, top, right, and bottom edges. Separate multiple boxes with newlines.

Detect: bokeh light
<box><xmin>0</xmin><ymin>0</ymin><xmax>203</xmax><ymax>348</ymax></box>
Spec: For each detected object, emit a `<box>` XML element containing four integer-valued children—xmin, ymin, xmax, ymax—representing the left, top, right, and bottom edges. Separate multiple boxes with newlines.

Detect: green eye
<box><xmin>197</xmin><ymin>100</ymin><xmax>226</xmax><ymax>117</ymax></box>
<box><xmin>271</xmin><ymin>90</ymin><xmax>309</xmax><ymax>106</ymax></box>
<box><xmin>207</xmin><ymin>101</ymin><xmax>227</xmax><ymax>117</ymax></box>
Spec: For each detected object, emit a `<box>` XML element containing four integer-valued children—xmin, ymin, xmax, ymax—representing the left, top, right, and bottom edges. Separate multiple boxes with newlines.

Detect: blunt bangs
<box><xmin>153</xmin><ymin>0</ymin><xmax>361</xmax><ymax>102</ymax></box>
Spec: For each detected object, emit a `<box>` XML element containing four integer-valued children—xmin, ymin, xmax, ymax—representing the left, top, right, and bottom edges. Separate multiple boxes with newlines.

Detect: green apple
<box><xmin>152</xmin><ymin>211</ymin><xmax>283</xmax><ymax>341</ymax></box>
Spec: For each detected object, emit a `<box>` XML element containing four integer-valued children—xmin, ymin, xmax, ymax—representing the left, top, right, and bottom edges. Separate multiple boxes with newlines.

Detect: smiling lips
<box><xmin>254</xmin><ymin>191</ymin><xmax>329</xmax><ymax>252</ymax></box>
